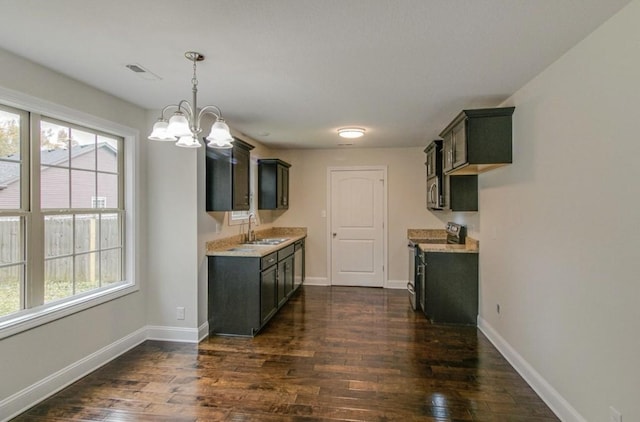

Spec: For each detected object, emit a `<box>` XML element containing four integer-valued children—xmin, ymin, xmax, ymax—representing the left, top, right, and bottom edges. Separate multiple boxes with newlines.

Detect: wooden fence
<box><xmin>0</xmin><ymin>215</ymin><xmax>121</xmax><ymax>285</ymax></box>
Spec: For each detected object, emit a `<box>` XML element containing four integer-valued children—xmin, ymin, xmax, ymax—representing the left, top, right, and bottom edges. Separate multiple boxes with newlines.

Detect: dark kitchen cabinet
<box><xmin>207</xmin><ymin>238</ymin><xmax>305</xmax><ymax>337</ymax></box>
<box><xmin>446</xmin><ymin>175</ymin><xmax>478</xmax><ymax>212</ymax></box>
<box><xmin>440</xmin><ymin>107</ymin><xmax>515</xmax><ymax>175</ymax></box>
<box><xmin>258</xmin><ymin>159</ymin><xmax>290</xmax><ymax>210</ymax></box>
<box><xmin>205</xmin><ymin>138</ymin><xmax>254</xmax><ymax>211</ymax></box>
<box><xmin>260</xmin><ymin>257</ymin><xmax>277</xmax><ymax>325</ymax></box>
<box><xmin>277</xmin><ymin>244</ymin><xmax>295</xmax><ymax>306</ymax></box>
<box><xmin>423</xmin><ymin>251</ymin><xmax>478</xmax><ymax>325</ymax></box>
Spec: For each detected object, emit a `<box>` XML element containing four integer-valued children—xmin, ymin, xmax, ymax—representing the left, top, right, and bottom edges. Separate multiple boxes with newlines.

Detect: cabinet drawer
<box><xmin>261</xmin><ymin>252</ymin><xmax>278</xmax><ymax>269</ymax></box>
<box><xmin>278</xmin><ymin>244</ymin><xmax>295</xmax><ymax>260</ymax></box>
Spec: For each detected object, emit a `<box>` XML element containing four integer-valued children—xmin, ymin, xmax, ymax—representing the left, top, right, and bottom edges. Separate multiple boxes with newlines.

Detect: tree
<box><xmin>0</xmin><ymin>119</ymin><xmax>19</xmax><ymax>157</ymax></box>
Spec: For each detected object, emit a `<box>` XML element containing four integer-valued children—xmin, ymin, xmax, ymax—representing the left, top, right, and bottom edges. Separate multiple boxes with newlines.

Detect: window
<box><xmin>91</xmin><ymin>196</ymin><xmax>107</xmax><ymax>209</ymax></box>
<box><xmin>229</xmin><ymin>160</ymin><xmax>258</xmax><ymax>226</ymax></box>
<box><xmin>0</xmin><ymin>104</ymin><xmax>128</xmax><ymax>323</ymax></box>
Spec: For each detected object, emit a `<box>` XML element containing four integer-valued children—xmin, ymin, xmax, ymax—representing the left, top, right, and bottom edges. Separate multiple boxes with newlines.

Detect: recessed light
<box><xmin>338</xmin><ymin>128</ymin><xmax>365</xmax><ymax>139</ymax></box>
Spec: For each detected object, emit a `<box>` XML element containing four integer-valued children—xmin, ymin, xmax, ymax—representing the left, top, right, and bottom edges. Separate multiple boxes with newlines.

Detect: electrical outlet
<box><xmin>496</xmin><ymin>304</ymin><xmax>501</xmax><ymax>314</ymax></box>
<box><xmin>609</xmin><ymin>406</ymin><xmax>622</xmax><ymax>422</ymax></box>
<box><xmin>176</xmin><ymin>307</ymin><xmax>185</xmax><ymax>320</ymax></box>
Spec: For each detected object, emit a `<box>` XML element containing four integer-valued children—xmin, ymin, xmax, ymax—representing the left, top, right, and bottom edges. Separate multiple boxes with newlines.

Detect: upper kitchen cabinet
<box><xmin>206</xmin><ymin>138</ymin><xmax>254</xmax><ymax>211</ymax></box>
<box><xmin>441</xmin><ymin>107</ymin><xmax>515</xmax><ymax>175</ymax></box>
<box><xmin>258</xmin><ymin>159</ymin><xmax>291</xmax><ymax>210</ymax></box>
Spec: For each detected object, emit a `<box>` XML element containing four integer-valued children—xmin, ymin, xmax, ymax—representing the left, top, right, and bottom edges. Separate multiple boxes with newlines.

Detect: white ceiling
<box><xmin>0</xmin><ymin>0</ymin><xmax>631</xmax><ymax>149</ymax></box>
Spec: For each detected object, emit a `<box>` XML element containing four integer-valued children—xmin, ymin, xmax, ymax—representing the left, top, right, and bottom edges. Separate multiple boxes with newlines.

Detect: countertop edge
<box><xmin>206</xmin><ymin>232</ymin><xmax>307</xmax><ymax>258</ymax></box>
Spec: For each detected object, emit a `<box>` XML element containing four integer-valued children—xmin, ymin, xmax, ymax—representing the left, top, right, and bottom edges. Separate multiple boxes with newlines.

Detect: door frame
<box><xmin>326</xmin><ymin>166</ymin><xmax>388</xmax><ymax>287</ymax></box>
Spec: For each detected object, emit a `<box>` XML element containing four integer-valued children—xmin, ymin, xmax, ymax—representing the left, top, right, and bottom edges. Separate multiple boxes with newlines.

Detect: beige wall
<box><xmin>478</xmin><ymin>1</ymin><xmax>640</xmax><ymax>420</ymax></box>
<box><xmin>272</xmin><ymin>147</ymin><xmax>478</xmax><ymax>284</ymax></box>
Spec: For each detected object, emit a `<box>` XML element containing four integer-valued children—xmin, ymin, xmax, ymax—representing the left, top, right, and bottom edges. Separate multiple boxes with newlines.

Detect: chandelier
<box><xmin>148</xmin><ymin>51</ymin><xmax>234</xmax><ymax>148</ymax></box>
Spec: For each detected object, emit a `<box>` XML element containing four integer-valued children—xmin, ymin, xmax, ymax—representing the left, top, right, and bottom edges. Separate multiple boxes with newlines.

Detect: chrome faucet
<box><xmin>246</xmin><ymin>213</ymin><xmax>256</xmax><ymax>242</ymax></box>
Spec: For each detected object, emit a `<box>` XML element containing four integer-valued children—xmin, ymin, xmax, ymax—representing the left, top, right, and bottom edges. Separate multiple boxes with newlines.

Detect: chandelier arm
<box><xmin>198</xmin><ymin>105</ymin><xmax>223</xmax><ymax>123</ymax></box>
<box><xmin>176</xmin><ymin>100</ymin><xmax>194</xmax><ymax>117</ymax></box>
<box><xmin>158</xmin><ymin>104</ymin><xmax>180</xmax><ymax>120</ymax></box>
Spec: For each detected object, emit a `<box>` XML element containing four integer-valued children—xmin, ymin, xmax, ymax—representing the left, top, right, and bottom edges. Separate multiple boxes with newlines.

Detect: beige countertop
<box><xmin>206</xmin><ymin>227</ymin><xmax>307</xmax><ymax>258</ymax></box>
<box><xmin>407</xmin><ymin>228</ymin><xmax>479</xmax><ymax>254</ymax></box>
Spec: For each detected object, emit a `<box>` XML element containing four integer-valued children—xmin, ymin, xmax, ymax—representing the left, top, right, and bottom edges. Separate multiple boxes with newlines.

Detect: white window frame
<box><xmin>0</xmin><ymin>87</ymin><xmax>139</xmax><ymax>340</ymax></box>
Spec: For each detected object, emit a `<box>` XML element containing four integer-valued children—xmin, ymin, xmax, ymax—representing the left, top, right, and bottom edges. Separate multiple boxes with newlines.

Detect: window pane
<box><xmin>101</xmin><ymin>213</ymin><xmax>120</xmax><ymax>249</ymax></box>
<box><xmin>0</xmin><ymin>264</ymin><xmax>22</xmax><ymax>317</ymax></box>
<box><xmin>71</xmin><ymin>169</ymin><xmax>96</xmax><ymax>208</ymax></box>
<box><xmin>101</xmin><ymin>249</ymin><xmax>122</xmax><ymax>285</ymax></box>
<box><xmin>41</xmin><ymin>120</ymin><xmax>71</xmax><ymax>158</ymax></box>
<box><xmin>97</xmin><ymin>173</ymin><xmax>118</xmax><ymax>208</ymax></box>
<box><xmin>41</xmin><ymin>166</ymin><xmax>70</xmax><ymax>208</ymax></box>
<box><xmin>44</xmin><ymin>215</ymin><xmax>73</xmax><ymax>258</ymax></box>
<box><xmin>0</xmin><ymin>216</ymin><xmax>22</xmax><ymax>265</ymax></box>
<box><xmin>75</xmin><ymin>214</ymin><xmax>99</xmax><ymax>253</ymax></box>
<box><xmin>70</xmin><ymin>128</ymin><xmax>96</xmax><ymax>171</ymax></box>
<box><xmin>0</xmin><ymin>108</ymin><xmax>21</xmax><ymax>159</ymax></box>
<box><xmin>45</xmin><ymin>257</ymin><xmax>73</xmax><ymax>303</ymax></box>
<box><xmin>76</xmin><ymin>252</ymin><xmax>99</xmax><ymax>293</ymax></box>
<box><xmin>0</xmin><ymin>161</ymin><xmax>21</xmax><ymax>209</ymax></box>
<box><xmin>97</xmin><ymin>136</ymin><xmax>118</xmax><ymax>173</ymax></box>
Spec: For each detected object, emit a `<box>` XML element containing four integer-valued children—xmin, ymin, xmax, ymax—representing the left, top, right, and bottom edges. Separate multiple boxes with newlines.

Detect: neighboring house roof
<box><xmin>0</xmin><ymin>142</ymin><xmax>116</xmax><ymax>187</ymax></box>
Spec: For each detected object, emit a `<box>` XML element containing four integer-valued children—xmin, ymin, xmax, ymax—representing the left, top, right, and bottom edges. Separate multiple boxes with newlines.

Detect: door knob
<box><xmin>332</xmin><ymin>233</ymin><xmax>337</xmax><ymax>238</ymax></box>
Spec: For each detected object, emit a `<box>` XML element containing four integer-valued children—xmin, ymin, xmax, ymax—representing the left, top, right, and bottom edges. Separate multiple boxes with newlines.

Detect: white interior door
<box><xmin>330</xmin><ymin>168</ymin><xmax>385</xmax><ymax>287</ymax></box>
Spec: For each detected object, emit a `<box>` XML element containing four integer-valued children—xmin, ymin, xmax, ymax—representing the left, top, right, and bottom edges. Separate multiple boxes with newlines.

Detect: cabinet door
<box><xmin>277</xmin><ymin>260</ymin><xmax>287</xmax><ymax>306</ymax></box>
<box><xmin>232</xmin><ymin>145</ymin><xmax>251</xmax><ymax>210</ymax></box>
<box><xmin>283</xmin><ymin>254</ymin><xmax>294</xmax><ymax>297</ymax></box>
<box><xmin>442</xmin><ymin>133</ymin><xmax>454</xmax><ymax>173</ymax></box>
<box><xmin>260</xmin><ymin>265</ymin><xmax>277</xmax><ymax>324</ymax></box>
<box><xmin>452</xmin><ymin>120</ymin><xmax>467</xmax><ymax>169</ymax></box>
<box><xmin>425</xmin><ymin>148</ymin><xmax>435</xmax><ymax>178</ymax></box>
<box><xmin>278</xmin><ymin>165</ymin><xmax>289</xmax><ymax>209</ymax></box>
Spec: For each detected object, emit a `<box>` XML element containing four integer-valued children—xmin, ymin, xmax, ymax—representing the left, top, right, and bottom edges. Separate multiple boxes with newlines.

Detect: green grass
<box><xmin>0</xmin><ymin>278</ymin><xmax>106</xmax><ymax>317</ymax></box>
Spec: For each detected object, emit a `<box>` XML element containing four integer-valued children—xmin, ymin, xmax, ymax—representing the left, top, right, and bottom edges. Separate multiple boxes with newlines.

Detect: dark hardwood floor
<box><xmin>13</xmin><ymin>286</ymin><xmax>558</xmax><ymax>421</ymax></box>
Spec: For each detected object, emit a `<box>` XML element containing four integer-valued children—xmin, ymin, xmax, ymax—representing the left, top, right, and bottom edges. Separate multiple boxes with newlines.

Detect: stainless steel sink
<box><xmin>243</xmin><ymin>237</ymin><xmax>289</xmax><ymax>246</ymax></box>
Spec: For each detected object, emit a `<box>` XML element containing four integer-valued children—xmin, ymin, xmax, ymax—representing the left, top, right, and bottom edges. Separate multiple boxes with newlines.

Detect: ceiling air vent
<box><xmin>126</xmin><ymin>64</ymin><xmax>146</xmax><ymax>73</ymax></box>
<box><xmin>125</xmin><ymin>63</ymin><xmax>161</xmax><ymax>81</ymax></box>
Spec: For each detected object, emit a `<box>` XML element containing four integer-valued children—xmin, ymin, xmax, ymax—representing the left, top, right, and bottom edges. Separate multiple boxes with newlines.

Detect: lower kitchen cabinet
<box><xmin>208</xmin><ymin>240</ymin><xmax>304</xmax><ymax>336</ymax></box>
<box><xmin>279</xmin><ymin>256</ymin><xmax>294</xmax><ymax>305</ymax></box>
<box><xmin>423</xmin><ymin>252</ymin><xmax>478</xmax><ymax>325</ymax></box>
<box><xmin>260</xmin><ymin>263</ymin><xmax>277</xmax><ymax>325</ymax></box>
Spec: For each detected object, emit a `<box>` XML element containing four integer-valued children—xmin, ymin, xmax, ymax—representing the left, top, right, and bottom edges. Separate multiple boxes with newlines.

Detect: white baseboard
<box><xmin>304</xmin><ymin>278</ymin><xmax>406</xmax><ymax>289</ymax></box>
<box><xmin>0</xmin><ymin>324</ymin><xmax>203</xmax><ymax>421</ymax></box>
<box><xmin>477</xmin><ymin>316</ymin><xmax>585</xmax><ymax>422</ymax></box>
<box><xmin>198</xmin><ymin>321</ymin><xmax>209</xmax><ymax>341</ymax></box>
<box><xmin>145</xmin><ymin>325</ymin><xmax>200</xmax><ymax>343</ymax></box>
<box><xmin>386</xmin><ymin>279</ymin><xmax>407</xmax><ymax>289</ymax></box>
<box><xmin>0</xmin><ymin>327</ymin><xmax>147</xmax><ymax>422</ymax></box>
<box><xmin>303</xmin><ymin>277</ymin><xmax>330</xmax><ymax>286</ymax></box>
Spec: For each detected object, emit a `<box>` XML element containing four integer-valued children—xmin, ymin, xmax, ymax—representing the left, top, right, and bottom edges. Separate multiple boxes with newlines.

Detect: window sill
<box><xmin>0</xmin><ymin>282</ymin><xmax>138</xmax><ymax>340</ymax></box>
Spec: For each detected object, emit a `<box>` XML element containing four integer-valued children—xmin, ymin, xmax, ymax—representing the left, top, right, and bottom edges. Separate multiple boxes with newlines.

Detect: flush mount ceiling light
<box><xmin>148</xmin><ymin>51</ymin><xmax>234</xmax><ymax>149</ymax></box>
<box><xmin>337</xmin><ymin>127</ymin><xmax>365</xmax><ymax>139</ymax></box>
